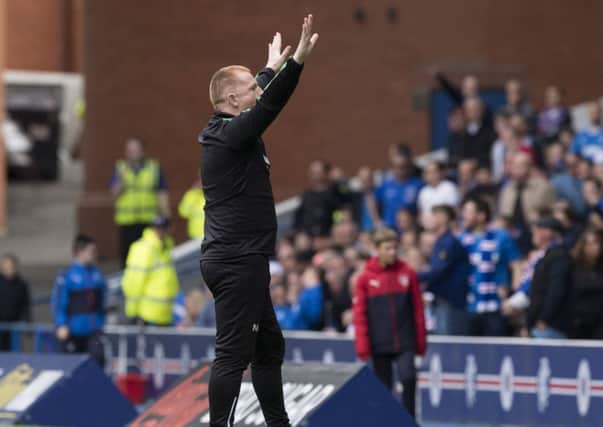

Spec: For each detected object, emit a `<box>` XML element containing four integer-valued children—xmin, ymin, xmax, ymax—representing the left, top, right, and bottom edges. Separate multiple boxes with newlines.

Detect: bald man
<box><xmin>198</xmin><ymin>15</ymin><xmax>318</xmax><ymax>427</ymax></box>
<box><xmin>498</xmin><ymin>151</ymin><xmax>556</xmax><ymax>255</ymax></box>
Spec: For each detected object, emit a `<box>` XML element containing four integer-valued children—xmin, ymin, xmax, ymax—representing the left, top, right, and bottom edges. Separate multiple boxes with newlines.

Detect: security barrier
<box><xmin>2</xmin><ymin>324</ymin><xmax>602</xmax><ymax>426</ymax></box>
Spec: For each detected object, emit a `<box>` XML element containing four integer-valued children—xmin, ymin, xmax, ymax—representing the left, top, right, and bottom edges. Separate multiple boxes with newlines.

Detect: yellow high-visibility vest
<box><xmin>178</xmin><ymin>188</ymin><xmax>206</xmax><ymax>239</ymax></box>
<box><xmin>121</xmin><ymin>228</ymin><xmax>179</xmax><ymax>325</ymax></box>
<box><xmin>114</xmin><ymin>159</ymin><xmax>160</xmax><ymax>225</ymax></box>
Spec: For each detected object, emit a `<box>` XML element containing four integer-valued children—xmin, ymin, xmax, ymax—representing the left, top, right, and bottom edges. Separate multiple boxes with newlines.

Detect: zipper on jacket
<box><xmin>388</xmin><ymin>272</ymin><xmax>400</xmax><ymax>353</ymax></box>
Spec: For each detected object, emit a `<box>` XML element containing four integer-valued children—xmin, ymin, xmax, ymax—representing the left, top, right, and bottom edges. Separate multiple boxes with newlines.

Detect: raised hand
<box><xmin>266</xmin><ymin>32</ymin><xmax>292</xmax><ymax>72</ymax></box>
<box><xmin>293</xmin><ymin>14</ymin><xmax>319</xmax><ymax>65</ymax></box>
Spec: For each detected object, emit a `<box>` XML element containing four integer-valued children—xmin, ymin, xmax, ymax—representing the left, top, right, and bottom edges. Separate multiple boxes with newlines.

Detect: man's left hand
<box><xmin>266</xmin><ymin>32</ymin><xmax>292</xmax><ymax>72</ymax></box>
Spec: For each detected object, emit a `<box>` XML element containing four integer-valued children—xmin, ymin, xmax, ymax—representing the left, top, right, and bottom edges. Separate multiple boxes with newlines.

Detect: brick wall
<box><xmin>5</xmin><ymin>0</ymin><xmax>83</xmax><ymax>71</ymax></box>
<box><xmin>78</xmin><ymin>0</ymin><xmax>603</xmax><ymax>259</ymax></box>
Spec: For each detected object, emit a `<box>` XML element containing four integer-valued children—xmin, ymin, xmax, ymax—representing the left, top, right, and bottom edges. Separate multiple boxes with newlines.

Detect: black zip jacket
<box><xmin>526</xmin><ymin>244</ymin><xmax>573</xmax><ymax>335</ymax></box>
<box><xmin>199</xmin><ymin>59</ymin><xmax>303</xmax><ymax>260</ymax></box>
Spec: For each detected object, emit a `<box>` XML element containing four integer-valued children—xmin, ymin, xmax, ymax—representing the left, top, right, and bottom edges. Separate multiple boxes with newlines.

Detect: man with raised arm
<box><xmin>198</xmin><ymin>15</ymin><xmax>318</xmax><ymax>427</ymax></box>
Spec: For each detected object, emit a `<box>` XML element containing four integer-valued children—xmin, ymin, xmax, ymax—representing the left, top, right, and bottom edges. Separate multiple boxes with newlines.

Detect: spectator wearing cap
<box><xmin>418</xmin><ymin>205</ymin><xmax>471</xmax><ymax>335</ymax></box>
<box><xmin>498</xmin><ymin>151</ymin><xmax>557</xmax><ymax>255</ymax></box>
<box><xmin>417</xmin><ymin>161</ymin><xmax>460</xmax><ymax>226</ymax></box>
<box><xmin>552</xmin><ymin>200</ymin><xmax>584</xmax><ymax>249</ymax></box>
<box><xmin>570</xmin><ymin>102</ymin><xmax>603</xmax><ymax>162</ymax></box>
<box><xmin>527</xmin><ymin>216</ymin><xmax>573</xmax><ymax>339</ymax></box>
<box><xmin>121</xmin><ymin>216</ymin><xmax>180</xmax><ymax>326</ymax></box>
<box><xmin>459</xmin><ymin>198</ymin><xmax>521</xmax><ymax>336</ymax></box>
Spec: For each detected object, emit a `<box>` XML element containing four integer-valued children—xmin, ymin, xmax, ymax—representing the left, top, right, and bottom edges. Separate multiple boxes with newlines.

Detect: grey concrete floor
<box><xmin>1</xmin><ymin>160</ymin><xmax>118</xmax><ymax>322</ymax></box>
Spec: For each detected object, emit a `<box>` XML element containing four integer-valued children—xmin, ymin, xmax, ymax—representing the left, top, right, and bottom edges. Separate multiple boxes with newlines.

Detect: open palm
<box><xmin>266</xmin><ymin>32</ymin><xmax>291</xmax><ymax>72</ymax></box>
<box><xmin>293</xmin><ymin>14</ymin><xmax>319</xmax><ymax>64</ymax></box>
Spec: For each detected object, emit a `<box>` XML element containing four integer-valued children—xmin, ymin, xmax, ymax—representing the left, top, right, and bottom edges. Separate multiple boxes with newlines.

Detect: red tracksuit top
<box><xmin>353</xmin><ymin>257</ymin><xmax>427</xmax><ymax>360</ymax></box>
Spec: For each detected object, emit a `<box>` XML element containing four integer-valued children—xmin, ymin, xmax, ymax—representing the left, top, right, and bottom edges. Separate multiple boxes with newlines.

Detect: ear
<box><xmin>226</xmin><ymin>93</ymin><xmax>238</xmax><ymax>108</ymax></box>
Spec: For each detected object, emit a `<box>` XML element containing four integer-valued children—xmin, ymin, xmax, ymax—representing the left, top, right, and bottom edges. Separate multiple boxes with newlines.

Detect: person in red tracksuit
<box><xmin>353</xmin><ymin>228</ymin><xmax>427</xmax><ymax>418</ymax></box>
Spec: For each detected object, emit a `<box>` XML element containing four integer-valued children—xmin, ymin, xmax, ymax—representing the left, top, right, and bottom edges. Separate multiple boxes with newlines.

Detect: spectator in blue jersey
<box><xmin>271</xmin><ymin>282</ymin><xmax>291</xmax><ymax>328</ymax></box>
<box><xmin>198</xmin><ymin>296</ymin><xmax>216</xmax><ymax>328</ymax></box>
<box><xmin>357</xmin><ymin>166</ymin><xmax>377</xmax><ymax>232</ymax></box>
<box><xmin>173</xmin><ymin>288</ymin><xmax>206</xmax><ymax>328</ymax></box>
<box><xmin>570</xmin><ymin>102</ymin><xmax>603</xmax><ymax>162</ymax></box>
<box><xmin>52</xmin><ymin>235</ymin><xmax>106</xmax><ymax>367</ymax></box>
<box><xmin>371</xmin><ymin>152</ymin><xmax>423</xmax><ymax>230</ymax></box>
<box><xmin>459</xmin><ymin>197</ymin><xmax>521</xmax><ymax>336</ymax></box>
<box><xmin>418</xmin><ymin>205</ymin><xmax>470</xmax><ymax>335</ymax></box>
<box><xmin>283</xmin><ymin>267</ymin><xmax>323</xmax><ymax>330</ymax></box>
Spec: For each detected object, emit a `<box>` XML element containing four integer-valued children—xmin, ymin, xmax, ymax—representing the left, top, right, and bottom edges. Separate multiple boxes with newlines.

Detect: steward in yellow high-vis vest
<box><xmin>178</xmin><ymin>181</ymin><xmax>206</xmax><ymax>239</ymax></box>
<box><xmin>111</xmin><ymin>138</ymin><xmax>170</xmax><ymax>266</ymax></box>
<box><xmin>121</xmin><ymin>218</ymin><xmax>179</xmax><ymax>326</ymax></box>
<box><xmin>114</xmin><ymin>158</ymin><xmax>161</xmax><ymax>226</ymax></box>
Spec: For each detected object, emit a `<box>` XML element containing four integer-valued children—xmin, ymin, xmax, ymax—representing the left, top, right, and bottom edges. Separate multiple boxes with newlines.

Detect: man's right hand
<box><xmin>292</xmin><ymin>14</ymin><xmax>319</xmax><ymax>65</ymax></box>
<box><xmin>56</xmin><ymin>326</ymin><xmax>69</xmax><ymax>341</ymax></box>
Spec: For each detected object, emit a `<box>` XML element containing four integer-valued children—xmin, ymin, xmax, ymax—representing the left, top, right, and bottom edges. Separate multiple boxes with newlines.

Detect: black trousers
<box><xmin>468</xmin><ymin>311</ymin><xmax>510</xmax><ymax>337</ymax></box>
<box><xmin>200</xmin><ymin>255</ymin><xmax>290</xmax><ymax>427</ymax></box>
<box><xmin>372</xmin><ymin>351</ymin><xmax>417</xmax><ymax>419</ymax></box>
<box><xmin>118</xmin><ymin>223</ymin><xmax>148</xmax><ymax>267</ymax></box>
<box><xmin>0</xmin><ymin>331</ymin><xmax>11</xmax><ymax>351</ymax></box>
<box><xmin>59</xmin><ymin>331</ymin><xmax>105</xmax><ymax>368</ymax></box>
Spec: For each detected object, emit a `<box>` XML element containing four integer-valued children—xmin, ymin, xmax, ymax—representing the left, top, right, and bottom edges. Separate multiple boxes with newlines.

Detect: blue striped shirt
<box><xmin>459</xmin><ymin>229</ymin><xmax>520</xmax><ymax>313</ymax></box>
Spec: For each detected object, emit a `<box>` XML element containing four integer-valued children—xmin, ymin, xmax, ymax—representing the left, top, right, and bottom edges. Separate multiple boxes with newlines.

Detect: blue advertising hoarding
<box><xmin>100</xmin><ymin>327</ymin><xmax>603</xmax><ymax>426</ymax></box>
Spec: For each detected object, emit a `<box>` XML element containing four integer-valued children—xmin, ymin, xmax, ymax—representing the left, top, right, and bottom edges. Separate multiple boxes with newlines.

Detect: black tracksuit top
<box><xmin>199</xmin><ymin>59</ymin><xmax>303</xmax><ymax>260</ymax></box>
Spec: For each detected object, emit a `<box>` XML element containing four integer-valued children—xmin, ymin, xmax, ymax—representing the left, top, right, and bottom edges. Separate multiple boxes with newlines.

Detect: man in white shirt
<box><xmin>418</xmin><ymin>161</ymin><xmax>460</xmax><ymax>226</ymax></box>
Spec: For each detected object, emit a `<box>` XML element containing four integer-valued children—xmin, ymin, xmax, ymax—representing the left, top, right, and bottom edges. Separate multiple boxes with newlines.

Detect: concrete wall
<box><xmin>78</xmin><ymin>0</ymin><xmax>603</xmax><ymax>258</ymax></box>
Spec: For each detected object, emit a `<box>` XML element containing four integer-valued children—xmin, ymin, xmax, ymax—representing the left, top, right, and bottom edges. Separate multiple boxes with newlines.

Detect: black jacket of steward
<box><xmin>199</xmin><ymin>59</ymin><xmax>303</xmax><ymax>261</ymax></box>
<box><xmin>526</xmin><ymin>244</ymin><xmax>573</xmax><ymax>335</ymax></box>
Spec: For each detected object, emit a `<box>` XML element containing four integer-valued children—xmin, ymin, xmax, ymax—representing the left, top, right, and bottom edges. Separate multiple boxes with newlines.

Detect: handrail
<box><xmin>2</xmin><ymin>322</ymin><xmax>603</xmax><ymax>348</ymax></box>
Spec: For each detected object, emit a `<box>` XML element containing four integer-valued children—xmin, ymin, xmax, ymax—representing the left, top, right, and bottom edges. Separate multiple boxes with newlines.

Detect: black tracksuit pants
<box><xmin>201</xmin><ymin>254</ymin><xmax>290</xmax><ymax>427</ymax></box>
<box><xmin>372</xmin><ymin>351</ymin><xmax>417</xmax><ymax>418</ymax></box>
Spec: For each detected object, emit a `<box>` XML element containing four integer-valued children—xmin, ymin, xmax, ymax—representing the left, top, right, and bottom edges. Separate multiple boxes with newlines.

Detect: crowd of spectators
<box><xmin>4</xmin><ymin>75</ymin><xmax>603</xmax><ymax>344</ymax></box>
<box><xmin>255</xmin><ymin>75</ymin><xmax>603</xmax><ymax>340</ymax></box>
